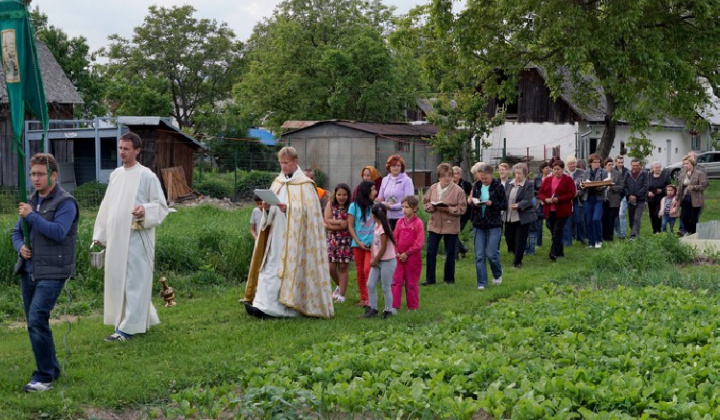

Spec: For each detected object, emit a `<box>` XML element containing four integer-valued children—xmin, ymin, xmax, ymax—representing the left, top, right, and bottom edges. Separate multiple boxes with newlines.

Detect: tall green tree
<box><xmin>235</xmin><ymin>0</ymin><xmax>423</xmax><ymax>130</ymax></box>
<box><xmin>392</xmin><ymin>3</ymin><xmax>502</xmax><ymax>172</ymax></box>
<box><xmin>31</xmin><ymin>7</ymin><xmax>106</xmax><ymax>119</ymax></box>
<box><xmin>428</xmin><ymin>0</ymin><xmax>720</xmax><ymax>158</ymax></box>
<box><xmin>103</xmin><ymin>5</ymin><xmax>243</xmax><ymax>131</ymax></box>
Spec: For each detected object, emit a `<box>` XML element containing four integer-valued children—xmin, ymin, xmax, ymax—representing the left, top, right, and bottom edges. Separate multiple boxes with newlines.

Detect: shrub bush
<box><xmin>74</xmin><ymin>181</ymin><xmax>108</xmax><ymax>209</ymax></box>
<box><xmin>236</xmin><ymin>171</ymin><xmax>276</xmax><ymax>200</ymax></box>
<box><xmin>194</xmin><ymin>178</ymin><xmax>234</xmax><ymax>199</ymax></box>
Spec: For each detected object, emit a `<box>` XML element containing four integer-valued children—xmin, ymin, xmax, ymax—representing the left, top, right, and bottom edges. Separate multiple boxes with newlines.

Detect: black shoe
<box><xmin>513</xmin><ymin>263</ymin><xmax>522</xmax><ymax>268</ymax></box>
<box><xmin>421</xmin><ymin>281</ymin><xmax>436</xmax><ymax>286</ymax></box>
<box><xmin>549</xmin><ymin>254</ymin><xmax>557</xmax><ymax>261</ymax></box>
<box><xmin>459</xmin><ymin>251</ymin><xmax>467</xmax><ymax>258</ymax></box>
<box><xmin>381</xmin><ymin>310</ymin><xmax>393</xmax><ymax>319</ymax></box>
<box><xmin>361</xmin><ymin>308</ymin><xmax>379</xmax><ymax>318</ymax></box>
<box><xmin>444</xmin><ymin>280</ymin><xmax>455</xmax><ymax>284</ymax></box>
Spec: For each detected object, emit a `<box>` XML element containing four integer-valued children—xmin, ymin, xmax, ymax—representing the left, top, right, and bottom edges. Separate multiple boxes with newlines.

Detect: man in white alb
<box><xmin>93</xmin><ymin>132</ymin><xmax>170</xmax><ymax>341</ymax></box>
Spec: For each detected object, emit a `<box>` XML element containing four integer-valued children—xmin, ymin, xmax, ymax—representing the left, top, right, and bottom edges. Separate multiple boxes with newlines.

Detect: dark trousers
<box><xmin>505</xmin><ymin>221</ymin><xmax>530</xmax><ymax>266</ymax></box>
<box><xmin>602</xmin><ymin>204</ymin><xmax>619</xmax><ymax>242</ymax></box>
<box><xmin>21</xmin><ymin>273</ymin><xmax>66</xmax><ymax>383</ymax></box>
<box><xmin>548</xmin><ymin>212</ymin><xmax>568</xmax><ymax>258</ymax></box>
<box><xmin>627</xmin><ymin>200</ymin><xmax>645</xmax><ymax>239</ymax></box>
<box><xmin>648</xmin><ymin>201</ymin><xmax>663</xmax><ymax>233</ymax></box>
<box><xmin>455</xmin><ymin>218</ymin><xmax>470</xmax><ymax>257</ymax></box>
<box><xmin>680</xmin><ymin>201</ymin><xmax>701</xmax><ymax>235</ymax></box>
<box><xmin>389</xmin><ymin>218</ymin><xmax>399</xmax><ymax>231</ymax></box>
<box><xmin>425</xmin><ymin>232</ymin><xmax>458</xmax><ymax>284</ymax></box>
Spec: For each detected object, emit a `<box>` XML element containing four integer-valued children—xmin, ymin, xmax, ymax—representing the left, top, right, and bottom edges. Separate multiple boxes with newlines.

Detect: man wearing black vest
<box><xmin>12</xmin><ymin>153</ymin><xmax>78</xmax><ymax>393</ymax></box>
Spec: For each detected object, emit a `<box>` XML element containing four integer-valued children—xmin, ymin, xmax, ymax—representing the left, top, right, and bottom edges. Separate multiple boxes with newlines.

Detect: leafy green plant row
<box><xmin>168</xmin><ymin>284</ymin><xmax>720</xmax><ymax>419</ymax></box>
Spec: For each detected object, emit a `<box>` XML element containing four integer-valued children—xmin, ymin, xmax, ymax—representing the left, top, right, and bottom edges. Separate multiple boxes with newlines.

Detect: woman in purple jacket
<box><xmin>377</xmin><ymin>155</ymin><xmax>415</xmax><ymax>230</ymax></box>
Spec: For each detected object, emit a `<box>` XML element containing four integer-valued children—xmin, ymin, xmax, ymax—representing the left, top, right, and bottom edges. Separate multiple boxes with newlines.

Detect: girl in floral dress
<box><xmin>324</xmin><ymin>183</ymin><xmax>353</xmax><ymax>302</ymax></box>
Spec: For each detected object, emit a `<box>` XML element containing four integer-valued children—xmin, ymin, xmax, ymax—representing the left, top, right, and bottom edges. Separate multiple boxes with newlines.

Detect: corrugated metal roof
<box><xmin>0</xmin><ymin>41</ymin><xmax>84</xmax><ymax>104</ymax></box>
<box><xmin>282</xmin><ymin>120</ymin><xmax>320</xmax><ymax>129</ymax></box>
<box><xmin>119</xmin><ymin>116</ymin><xmax>204</xmax><ymax>149</ymax></box>
<box><xmin>282</xmin><ymin>120</ymin><xmax>438</xmax><ymax>137</ymax></box>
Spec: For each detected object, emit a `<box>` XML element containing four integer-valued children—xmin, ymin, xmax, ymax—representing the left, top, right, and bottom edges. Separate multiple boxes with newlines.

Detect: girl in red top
<box><xmin>538</xmin><ymin>160</ymin><xmax>577</xmax><ymax>261</ymax></box>
<box><xmin>392</xmin><ymin>195</ymin><xmax>425</xmax><ymax>311</ymax></box>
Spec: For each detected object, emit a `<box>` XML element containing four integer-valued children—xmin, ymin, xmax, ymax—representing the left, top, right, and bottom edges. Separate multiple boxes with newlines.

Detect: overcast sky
<box><xmin>30</xmin><ymin>0</ymin><xmax>464</xmax><ymax>53</ymax></box>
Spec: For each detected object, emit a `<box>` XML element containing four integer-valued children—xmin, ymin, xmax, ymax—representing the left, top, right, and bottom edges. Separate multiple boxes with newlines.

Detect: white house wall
<box><xmin>480</xmin><ymin>122</ymin><xmax>579</xmax><ymax>163</ymax></box>
<box><xmin>584</xmin><ymin>123</ymin><xmax>693</xmax><ymax>167</ymax></box>
<box><xmin>481</xmin><ymin>121</ymin><xmax>695</xmax><ymax>168</ymax></box>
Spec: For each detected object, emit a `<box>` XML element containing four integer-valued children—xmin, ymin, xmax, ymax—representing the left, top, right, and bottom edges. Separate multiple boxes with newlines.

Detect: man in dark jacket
<box><xmin>12</xmin><ymin>153</ymin><xmax>78</xmax><ymax>393</ymax></box>
<box><xmin>622</xmin><ymin>159</ymin><xmax>649</xmax><ymax>240</ymax></box>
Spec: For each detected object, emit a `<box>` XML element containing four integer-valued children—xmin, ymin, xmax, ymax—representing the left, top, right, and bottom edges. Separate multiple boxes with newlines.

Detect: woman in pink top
<box><xmin>362</xmin><ymin>203</ymin><xmax>397</xmax><ymax>319</ymax></box>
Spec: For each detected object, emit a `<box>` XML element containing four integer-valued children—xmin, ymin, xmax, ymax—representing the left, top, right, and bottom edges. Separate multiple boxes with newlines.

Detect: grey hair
<box><xmin>513</xmin><ymin>162</ymin><xmax>529</xmax><ymax>176</ymax></box>
<box><xmin>470</xmin><ymin>161</ymin><xmax>486</xmax><ymax>175</ymax></box>
<box><xmin>479</xmin><ymin>163</ymin><xmax>494</xmax><ymax>175</ymax></box>
<box><xmin>652</xmin><ymin>161</ymin><xmax>662</xmax><ymax>168</ymax></box>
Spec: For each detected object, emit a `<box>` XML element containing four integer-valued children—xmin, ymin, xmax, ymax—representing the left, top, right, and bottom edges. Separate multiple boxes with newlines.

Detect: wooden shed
<box><xmin>0</xmin><ymin>41</ymin><xmax>83</xmax><ymax>187</ymax></box>
<box><xmin>23</xmin><ymin>116</ymin><xmax>203</xmax><ymax>195</ymax></box>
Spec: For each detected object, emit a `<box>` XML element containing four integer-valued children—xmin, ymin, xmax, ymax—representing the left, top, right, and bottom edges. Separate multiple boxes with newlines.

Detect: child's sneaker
<box><xmin>361</xmin><ymin>308</ymin><xmax>379</xmax><ymax>318</ymax></box>
<box><xmin>492</xmin><ymin>276</ymin><xmax>503</xmax><ymax>285</ymax></box>
<box><xmin>334</xmin><ymin>295</ymin><xmax>346</xmax><ymax>303</ymax></box>
<box><xmin>332</xmin><ymin>287</ymin><xmax>340</xmax><ymax>299</ymax></box>
<box><xmin>477</xmin><ymin>286</ymin><xmax>486</xmax><ymax>290</ymax></box>
<box><xmin>23</xmin><ymin>380</ymin><xmax>53</xmax><ymax>393</ymax></box>
<box><xmin>381</xmin><ymin>310</ymin><xmax>394</xmax><ymax>319</ymax></box>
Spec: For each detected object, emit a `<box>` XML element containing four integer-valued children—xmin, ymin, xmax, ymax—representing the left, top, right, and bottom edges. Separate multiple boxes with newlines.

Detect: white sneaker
<box><xmin>595</xmin><ymin>243</ymin><xmax>602</xmax><ymax>249</ymax></box>
<box><xmin>492</xmin><ymin>277</ymin><xmax>502</xmax><ymax>285</ymax></box>
<box><xmin>334</xmin><ymin>295</ymin><xmax>346</xmax><ymax>303</ymax></box>
<box><xmin>477</xmin><ymin>286</ymin><xmax>486</xmax><ymax>290</ymax></box>
<box><xmin>23</xmin><ymin>380</ymin><xmax>53</xmax><ymax>393</ymax></box>
<box><xmin>332</xmin><ymin>287</ymin><xmax>340</xmax><ymax>299</ymax></box>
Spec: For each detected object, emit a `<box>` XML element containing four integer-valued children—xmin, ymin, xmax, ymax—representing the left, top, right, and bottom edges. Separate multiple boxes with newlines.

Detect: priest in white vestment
<box><xmin>93</xmin><ymin>132</ymin><xmax>170</xmax><ymax>341</ymax></box>
<box><xmin>244</xmin><ymin>146</ymin><xmax>334</xmax><ymax>319</ymax></box>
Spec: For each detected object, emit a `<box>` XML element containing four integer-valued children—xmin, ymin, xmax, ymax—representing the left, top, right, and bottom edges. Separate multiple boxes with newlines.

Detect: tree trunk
<box><xmin>596</xmin><ymin>92</ymin><xmax>616</xmax><ymax>159</ymax></box>
<box><xmin>461</xmin><ymin>136</ymin><xmax>472</xmax><ymax>177</ymax></box>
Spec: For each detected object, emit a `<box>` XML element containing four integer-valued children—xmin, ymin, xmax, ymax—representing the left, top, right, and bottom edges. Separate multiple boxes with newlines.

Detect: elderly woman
<box><xmin>675</xmin><ymin>155</ymin><xmax>708</xmax><ymax>235</ymax></box>
<box><xmin>601</xmin><ymin>158</ymin><xmax>624</xmax><ymax>242</ymax></box>
<box><xmin>504</xmin><ymin>163</ymin><xmax>537</xmax><ymax>268</ymax></box>
<box><xmin>539</xmin><ymin>160</ymin><xmax>577</xmax><ymax>260</ymax></box>
<box><xmin>647</xmin><ymin>161</ymin><xmax>671</xmax><ymax>234</ymax></box>
<box><xmin>422</xmin><ymin>163</ymin><xmax>467</xmax><ymax>286</ymax></box>
<box><xmin>377</xmin><ymin>155</ymin><xmax>415</xmax><ymax>230</ymax></box>
<box><xmin>580</xmin><ymin>153</ymin><xmax>608</xmax><ymax>248</ymax></box>
<box><xmin>468</xmin><ymin>163</ymin><xmax>507</xmax><ymax>289</ymax></box>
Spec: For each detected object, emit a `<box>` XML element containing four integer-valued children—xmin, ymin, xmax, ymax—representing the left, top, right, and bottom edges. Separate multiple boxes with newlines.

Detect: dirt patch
<box><xmin>170</xmin><ymin>195</ymin><xmax>242</xmax><ymax>210</ymax></box>
<box><xmin>7</xmin><ymin>315</ymin><xmax>80</xmax><ymax>330</ymax></box>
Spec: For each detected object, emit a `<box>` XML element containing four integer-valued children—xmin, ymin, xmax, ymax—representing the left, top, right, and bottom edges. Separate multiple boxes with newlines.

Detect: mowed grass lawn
<box><xmin>0</xmin><ymin>182</ymin><xmax>718</xmax><ymax>419</ymax></box>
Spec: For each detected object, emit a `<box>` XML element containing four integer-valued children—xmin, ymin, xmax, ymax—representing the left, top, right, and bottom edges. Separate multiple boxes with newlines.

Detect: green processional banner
<box><xmin>0</xmin><ymin>0</ymin><xmax>49</xmax><ymax>245</ymax></box>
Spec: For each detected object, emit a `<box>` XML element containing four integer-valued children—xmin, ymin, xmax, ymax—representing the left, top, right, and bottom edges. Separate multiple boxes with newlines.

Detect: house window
<box><xmin>396</xmin><ymin>141</ymin><xmax>410</xmax><ymax>152</ymax></box>
<box><xmin>691</xmin><ymin>133</ymin><xmax>700</xmax><ymax>150</ymax></box>
<box><xmin>100</xmin><ymin>137</ymin><xmax>117</xmax><ymax>169</ymax></box>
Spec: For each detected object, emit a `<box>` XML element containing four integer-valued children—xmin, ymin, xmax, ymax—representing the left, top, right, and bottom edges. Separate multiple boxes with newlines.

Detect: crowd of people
<box><xmin>249</xmin><ymin>149</ymin><xmax>709</xmax><ymax>318</ymax></box>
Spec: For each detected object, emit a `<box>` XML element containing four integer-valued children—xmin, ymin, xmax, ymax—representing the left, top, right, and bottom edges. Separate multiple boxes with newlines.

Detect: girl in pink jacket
<box><xmin>392</xmin><ymin>195</ymin><xmax>425</xmax><ymax>310</ymax></box>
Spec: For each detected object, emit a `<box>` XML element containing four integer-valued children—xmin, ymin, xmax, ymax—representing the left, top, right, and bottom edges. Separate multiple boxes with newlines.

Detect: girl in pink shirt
<box><xmin>392</xmin><ymin>195</ymin><xmax>424</xmax><ymax>310</ymax></box>
<box><xmin>362</xmin><ymin>203</ymin><xmax>397</xmax><ymax>319</ymax></box>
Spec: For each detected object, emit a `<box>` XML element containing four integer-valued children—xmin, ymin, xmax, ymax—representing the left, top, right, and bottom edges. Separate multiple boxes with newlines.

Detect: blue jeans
<box><xmin>615</xmin><ymin>197</ymin><xmax>627</xmax><ymax>238</ymax></box>
<box><xmin>584</xmin><ymin>196</ymin><xmax>604</xmax><ymax>246</ymax></box>
<box><xmin>526</xmin><ymin>216</ymin><xmax>543</xmax><ymax>255</ymax></box>
<box><xmin>474</xmin><ymin>227</ymin><xmax>502</xmax><ymax>287</ymax></box>
<box><xmin>661</xmin><ymin>215</ymin><xmax>676</xmax><ymax>232</ymax></box>
<box><xmin>21</xmin><ymin>273</ymin><xmax>66</xmax><ymax>383</ymax></box>
<box><xmin>563</xmin><ymin>201</ymin><xmax>586</xmax><ymax>246</ymax></box>
<box><xmin>425</xmin><ymin>232</ymin><xmax>458</xmax><ymax>284</ymax></box>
